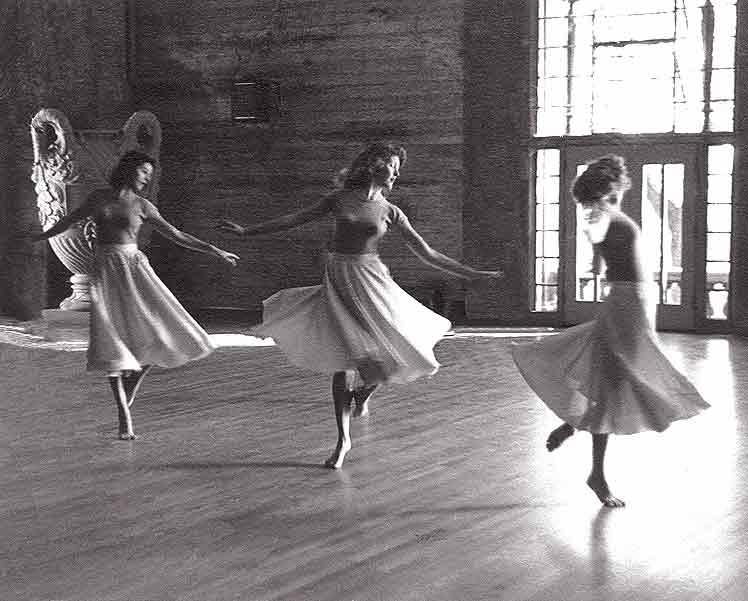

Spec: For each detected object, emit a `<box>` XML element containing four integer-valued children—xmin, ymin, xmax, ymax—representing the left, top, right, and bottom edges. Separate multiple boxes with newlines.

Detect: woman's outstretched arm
<box><xmin>393</xmin><ymin>208</ymin><xmax>502</xmax><ymax>280</ymax></box>
<box><xmin>217</xmin><ymin>193</ymin><xmax>337</xmax><ymax>237</ymax></box>
<box><xmin>144</xmin><ymin>200</ymin><xmax>239</xmax><ymax>266</ymax></box>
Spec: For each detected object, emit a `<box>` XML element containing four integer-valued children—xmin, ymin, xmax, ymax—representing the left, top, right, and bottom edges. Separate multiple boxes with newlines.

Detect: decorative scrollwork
<box><xmin>30</xmin><ymin>109</ymin><xmax>80</xmax><ymax>230</ymax></box>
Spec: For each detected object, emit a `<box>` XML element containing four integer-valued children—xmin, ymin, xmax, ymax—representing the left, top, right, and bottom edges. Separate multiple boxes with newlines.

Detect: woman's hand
<box><xmin>216</xmin><ymin>249</ymin><xmax>240</xmax><ymax>266</ymax></box>
<box><xmin>470</xmin><ymin>269</ymin><xmax>504</xmax><ymax>281</ymax></box>
<box><xmin>216</xmin><ymin>219</ymin><xmax>246</xmax><ymax>236</ymax></box>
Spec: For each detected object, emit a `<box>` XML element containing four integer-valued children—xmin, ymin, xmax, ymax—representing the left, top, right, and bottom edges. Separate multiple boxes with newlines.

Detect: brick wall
<box><xmin>0</xmin><ymin>1</ymin><xmax>131</xmax><ymax>319</ymax></box>
<box><xmin>132</xmin><ymin>0</ymin><xmax>468</xmax><ymax>316</ymax></box>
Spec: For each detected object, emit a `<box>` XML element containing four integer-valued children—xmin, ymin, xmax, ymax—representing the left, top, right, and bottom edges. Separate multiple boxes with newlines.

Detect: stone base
<box><xmin>32</xmin><ymin>309</ymin><xmax>90</xmax><ymax>344</ymax></box>
<box><xmin>0</xmin><ymin>310</ymin><xmax>89</xmax><ymax>350</ymax></box>
<box><xmin>38</xmin><ymin>309</ymin><xmax>90</xmax><ymax>343</ymax></box>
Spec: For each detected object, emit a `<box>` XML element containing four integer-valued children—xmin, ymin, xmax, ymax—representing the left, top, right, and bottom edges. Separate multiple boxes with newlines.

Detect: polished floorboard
<box><xmin>1</xmin><ymin>327</ymin><xmax>746</xmax><ymax>601</ymax></box>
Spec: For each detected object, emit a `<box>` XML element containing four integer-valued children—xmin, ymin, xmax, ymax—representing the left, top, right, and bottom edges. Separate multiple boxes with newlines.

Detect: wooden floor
<box><xmin>1</xmin><ymin>325</ymin><xmax>746</xmax><ymax>601</ymax></box>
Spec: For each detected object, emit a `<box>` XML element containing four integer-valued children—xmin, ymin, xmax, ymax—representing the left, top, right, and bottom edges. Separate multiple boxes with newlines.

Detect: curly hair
<box><xmin>572</xmin><ymin>154</ymin><xmax>631</xmax><ymax>205</ymax></box>
<box><xmin>109</xmin><ymin>150</ymin><xmax>156</xmax><ymax>191</ymax></box>
<box><xmin>334</xmin><ymin>142</ymin><xmax>407</xmax><ymax>190</ymax></box>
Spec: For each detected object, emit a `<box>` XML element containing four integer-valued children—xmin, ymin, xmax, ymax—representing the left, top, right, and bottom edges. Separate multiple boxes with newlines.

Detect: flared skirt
<box><xmin>512</xmin><ymin>282</ymin><xmax>709</xmax><ymax>434</ymax></box>
<box><xmin>87</xmin><ymin>244</ymin><xmax>215</xmax><ymax>373</ymax></box>
<box><xmin>252</xmin><ymin>252</ymin><xmax>452</xmax><ymax>385</ymax></box>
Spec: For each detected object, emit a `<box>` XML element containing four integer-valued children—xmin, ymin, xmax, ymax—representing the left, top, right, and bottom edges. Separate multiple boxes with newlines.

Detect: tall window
<box><xmin>531</xmin><ymin>0</ymin><xmax>737</xmax><ymax>324</ymax></box>
<box><xmin>536</xmin><ymin>0</ymin><xmax>736</xmax><ymax>136</ymax></box>
<box><xmin>534</xmin><ymin>149</ymin><xmax>561</xmax><ymax>311</ymax></box>
<box><xmin>706</xmin><ymin>144</ymin><xmax>733</xmax><ymax>319</ymax></box>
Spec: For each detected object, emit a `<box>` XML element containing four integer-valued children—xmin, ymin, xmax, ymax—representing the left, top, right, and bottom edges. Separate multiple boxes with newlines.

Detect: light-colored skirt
<box><xmin>512</xmin><ymin>282</ymin><xmax>709</xmax><ymax>434</ymax></box>
<box><xmin>87</xmin><ymin>244</ymin><xmax>215</xmax><ymax>373</ymax></box>
<box><xmin>252</xmin><ymin>252</ymin><xmax>452</xmax><ymax>385</ymax></box>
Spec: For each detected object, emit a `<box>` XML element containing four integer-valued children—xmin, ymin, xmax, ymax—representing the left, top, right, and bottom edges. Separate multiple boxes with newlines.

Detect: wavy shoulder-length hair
<box><xmin>109</xmin><ymin>150</ymin><xmax>156</xmax><ymax>191</ymax></box>
<box><xmin>334</xmin><ymin>142</ymin><xmax>407</xmax><ymax>190</ymax></box>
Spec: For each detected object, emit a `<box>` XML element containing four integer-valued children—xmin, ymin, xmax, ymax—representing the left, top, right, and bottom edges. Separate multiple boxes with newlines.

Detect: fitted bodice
<box><xmin>89</xmin><ymin>190</ymin><xmax>156</xmax><ymax>245</ymax></box>
<box><xmin>330</xmin><ymin>193</ymin><xmax>404</xmax><ymax>254</ymax></box>
<box><xmin>596</xmin><ymin>212</ymin><xmax>647</xmax><ymax>282</ymax></box>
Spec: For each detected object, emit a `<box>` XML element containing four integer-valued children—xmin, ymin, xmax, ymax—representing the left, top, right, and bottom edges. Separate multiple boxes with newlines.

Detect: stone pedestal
<box><xmin>37</xmin><ymin>309</ymin><xmax>90</xmax><ymax>344</ymax></box>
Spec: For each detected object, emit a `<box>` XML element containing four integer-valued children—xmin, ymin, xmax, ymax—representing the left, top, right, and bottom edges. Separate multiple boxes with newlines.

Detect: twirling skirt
<box><xmin>511</xmin><ymin>282</ymin><xmax>709</xmax><ymax>434</ymax></box>
<box><xmin>87</xmin><ymin>244</ymin><xmax>215</xmax><ymax>373</ymax></box>
<box><xmin>252</xmin><ymin>252</ymin><xmax>452</xmax><ymax>385</ymax></box>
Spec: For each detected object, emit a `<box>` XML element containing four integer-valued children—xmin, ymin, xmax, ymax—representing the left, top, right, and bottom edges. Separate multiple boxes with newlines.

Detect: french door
<box><xmin>562</xmin><ymin>144</ymin><xmax>700</xmax><ymax>330</ymax></box>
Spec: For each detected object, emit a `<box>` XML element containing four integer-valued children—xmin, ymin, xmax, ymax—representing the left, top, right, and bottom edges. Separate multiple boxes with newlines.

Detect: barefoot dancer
<box><xmin>512</xmin><ymin>154</ymin><xmax>709</xmax><ymax>507</ymax></box>
<box><xmin>33</xmin><ymin>151</ymin><xmax>239</xmax><ymax>439</ymax></box>
<box><xmin>219</xmin><ymin>143</ymin><xmax>501</xmax><ymax>468</ymax></box>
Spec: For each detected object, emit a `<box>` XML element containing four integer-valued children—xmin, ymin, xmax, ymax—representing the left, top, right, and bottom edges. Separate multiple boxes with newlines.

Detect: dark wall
<box><xmin>463</xmin><ymin>0</ymin><xmax>532</xmax><ymax>322</ymax></box>
<box><xmin>0</xmin><ymin>0</ymin><xmax>131</xmax><ymax>319</ymax></box>
<box><xmin>132</xmin><ymin>0</ymin><xmax>468</xmax><ymax>314</ymax></box>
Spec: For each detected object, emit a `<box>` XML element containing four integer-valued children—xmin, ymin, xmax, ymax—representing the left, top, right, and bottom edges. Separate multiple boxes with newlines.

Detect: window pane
<box><xmin>537</xmin><ymin>108</ymin><xmax>566</xmax><ymax>136</ymax></box>
<box><xmin>708</xmin><ymin>144</ymin><xmax>734</xmax><ymax>174</ymax></box>
<box><xmin>711</xmin><ymin>69</ymin><xmax>735</xmax><ymax>100</ymax></box>
<box><xmin>537</xmin><ymin>149</ymin><xmax>560</xmax><ymax>176</ymax></box>
<box><xmin>535</xmin><ymin>285</ymin><xmax>559</xmax><ymax>312</ymax></box>
<box><xmin>595</xmin><ymin>12</ymin><xmax>674</xmax><ymax>44</ymax></box>
<box><xmin>710</xmin><ymin>100</ymin><xmax>734</xmax><ymax>131</ymax></box>
<box><xmin>707</xmin><ymin>204</ymin><xmax>732</xmax><ymax>233</ymax></box>
<box><xmin>674</xmin><ymin>102</ymin><xmax>704</xmax><ymax>133</ymax></box>
<box><xmin>712</xmin><ymin>35</ymin><xmax>735</xmax><ymax>69</ymax></box>
<box><xmin>706</xmin><ymin>262</ymin><xmax>731</xmax><ymax>320</ymax></box>
<box><xmin>544</xmin><ymin>203</ymin><xmax>559</xmax><ymax>229</ymax></box>
<box><xmin>708</xmin><ymin>174</ymin><xmax>733</xmax><ymax>203</ymax></box>
<box><xmin>536</xmin><ymin>204</ymin><xmax>545</xmax><ymax>230</ymax></box>
<box><xmin>540</xmin><ymin>47</ymin><xmax>568</xmax><ymax>77</ymax></box>
<box><xmin>544</xmin><ymin>17</ymin><xmax>569</xmax><ymax>47</ymax></box>
<box><xmin>707</xmin><ymin>232</ymin><xmax>731</xmax><ymax>261</ymax></box>
<box><xmin>536</xmin><ymin>258</ymin><xmax>559</xmax><ymax>285</ymax></box>
<box><xmin>544</xmin><ymin>231</ymin><xmax>559</xmax><ymax>257</ymax></box>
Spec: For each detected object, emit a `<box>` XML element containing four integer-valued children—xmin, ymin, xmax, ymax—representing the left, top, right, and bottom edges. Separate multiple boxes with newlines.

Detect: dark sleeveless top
<box><xmin>329</xmin><ymin>194</ymin><xmax>407</xmax><ymax>255</ymax></box>
<box><xmin>596</xmin><ymin>212</ymin><xmax>647</xmax><ymax>282</ymax></box>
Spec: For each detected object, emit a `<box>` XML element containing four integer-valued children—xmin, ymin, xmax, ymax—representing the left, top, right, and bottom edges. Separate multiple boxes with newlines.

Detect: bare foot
<box><xmin>586</xmin><ymin>475</ymin><xmax>625</xmax><ymax>507</ymax></box>
<box><xmin>118</xmin><ymin>432</ymin><xmax>138</xmax><ymax>440</ymax></box>
<box><xmin>352</xmin><ymin>386</ymin><xmax>376</xmax><ymax>417</ymax></box>
<box><xmin>546</xmin><ymin>423</ymin><xmax>575</xmax><ymax>451</ymax></box>
<box><xmin>324</xmin><ymin>440</ymin><xmax>351</xmax><ymax>469</ymax></box>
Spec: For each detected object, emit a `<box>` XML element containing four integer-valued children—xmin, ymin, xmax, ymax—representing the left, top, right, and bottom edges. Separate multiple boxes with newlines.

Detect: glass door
<box><xmin>562</xmin><ymin>145</ymin><xmax>699</xmax><ymax>330</ymax></box>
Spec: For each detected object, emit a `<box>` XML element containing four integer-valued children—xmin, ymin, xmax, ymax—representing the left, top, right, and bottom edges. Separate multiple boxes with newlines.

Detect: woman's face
<box><xmin>579</xmin><ymin>200</ymin><xmax>607</xmax><ymax>225</ymax></box>
<box><xmin>373</xmin><ymin>155</ymin><xmax>401</xmax><ymax>192</ymax></box>
<box><xmin>578</xmin><ymin>191</ymin><xmax>621</xmax><ymax>224</ymax></box>
<box><xmin>134</xmin><ymin>162</ymin><xmax>154</xmax><ymax>192</ymax></box>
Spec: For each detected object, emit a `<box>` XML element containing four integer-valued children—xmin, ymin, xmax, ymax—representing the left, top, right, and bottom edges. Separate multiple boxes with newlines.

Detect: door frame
<box><xmin>560</xmin><ymin>143</ymin><xmax>702</xmax><ymax>330</ymax></box>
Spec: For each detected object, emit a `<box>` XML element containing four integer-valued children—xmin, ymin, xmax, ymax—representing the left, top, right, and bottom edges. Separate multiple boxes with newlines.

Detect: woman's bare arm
<box><xmin>146</xmin><ymin>202</ymin><xmax>238</xmax><ymax>265</ymax></box>
<box><xmin>394</xmin><ymin>212</ymin><xmax>502</xmax><ymax>280</ymax></box>
<box><xmin>218</xmin><ymin>193</ymin><xmax>337</xmax><ymax>237</ymax></box>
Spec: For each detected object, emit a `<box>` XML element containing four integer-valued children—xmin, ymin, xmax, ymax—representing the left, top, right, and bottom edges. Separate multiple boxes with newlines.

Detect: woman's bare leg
<box><xmin>546</xmin><ymin>422</ymin><xmax>575</xmax><ymax>451</ymax></box>
<box><xmin>325</xmin><ymin>371</ymin><xmax>354</xmax><ymax>468</ymax></box>
<box><xmin>352</xmin><ymin>384</ymin><xmax>377</xmax><ymax>417</ymax></box>
<box><xmin>109</xmin><ymin>375</ymin><xmax>136</xmax><ymax>440</ymax></box>
<box><xmin>586</xmin><ymin>433</ymin><xmax>625</xmax><ymax>507</ymax></box>
<box><xmin>124</xmin><ymin>365</ymin><xmax>152</xmax><ymax>407</ymax></box>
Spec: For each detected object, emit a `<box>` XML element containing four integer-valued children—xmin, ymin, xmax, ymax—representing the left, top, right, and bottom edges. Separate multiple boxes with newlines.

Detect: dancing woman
<box><xmin>219</xmin><ymin>142</ymin><xmax>501</xmax><ymax>467</ymax></box>
<box><xmin>34</xmin><ymin>151</ymin><xmax>239</xmax><ymax>439</ymax></box>
<box><xmin>512</xmin><ymin>154</ymin><xmax>709</xmax><ymax>507</ymax></box>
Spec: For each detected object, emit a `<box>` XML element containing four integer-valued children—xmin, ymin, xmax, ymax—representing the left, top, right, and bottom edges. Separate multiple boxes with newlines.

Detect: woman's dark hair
<box><xmin>335</xmin><ymin>142</ymin><xmax>407</xmax><ymax>189</ymax></box>
<box><xmin>109</xmin><ymin>150</ymin><xmax>156</xmax><ymax>190</ymax></box>
<box><xmin>572</xmin><ymin>154</ymin><xmax>630</xmax><ymax>205</ymax></box>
